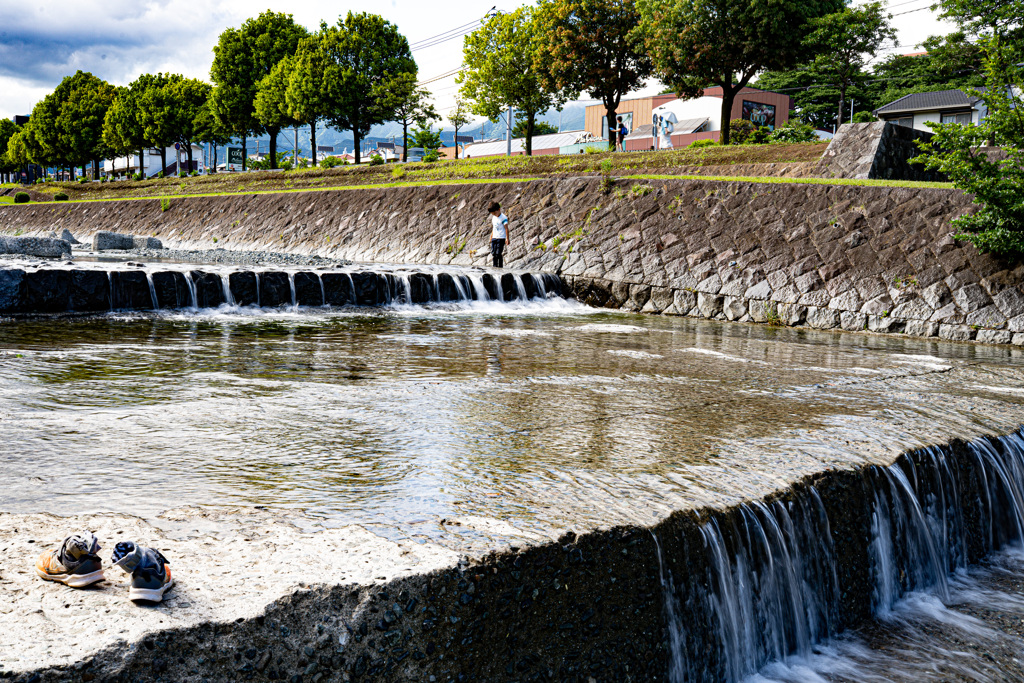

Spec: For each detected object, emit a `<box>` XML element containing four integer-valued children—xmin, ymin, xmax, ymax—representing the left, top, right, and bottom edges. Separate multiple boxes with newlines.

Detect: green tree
<box><xmin>804</xmin><ymin>3</ymin><xmax>896</xmax><ymax>131</ymax></box>
<box><xmin>938</xmin><ymin>0</ymin><xmax>1024</xmax><ymax>37</ymax></box>
<box><xmin>5</xmin><ymin>128</ymin><xmax>30</xmax><ymax>172</ymax></box>
<box><xmin>193</xmin><ymin>99</ymin><xmax>232</xmax><ymax>173</ymax></box>
<box><xmin>136</xmin><ymin>73</ymin><xmax>186</xmax><ymax>172</ymax></box>
<box><xmin>211</xmin><ymin>11</ymin><xmax>308</xmax><ymax>170</ymax></box>
<box><xmin>167</xmin><ymin>78</ymin><xmax>213</xmax><ymax>171</ymax></box>
<box><xmin>284</xmin><ymin>34</ymin><xmax>334</xmax><ymax>165</ymax></box>
<box><xmin>390</xmin><ymin>73</ymin><xmax>437</xmax><ymax>162</ymax></box>
<box><xmin>448</xmin><ymin>98</ymin><xmax>471</xmax><ymax>159</ymax></box>
<box><xmin>459</xmin><ymin>7</ymin><xmax>564</xmax><ymax>155</ymax></box>
<box><xmin>638</xmin><ymin>0</ymin><xmax>844</xmax><ymax>144</ymax></box>
<box><xmin>55</xmin><ymin>71</ymin><xmax>117</xmax><ymax>178</ymax></box>
<box><xmin>407</xmin><ymin>127</ymin><xmax>442</xmax><ymax>151</ymax></box>
<box><xmin>513</xmin><ymin>118</ymin><xmax>557</xmax><ymax>137</ymax></box>
<box><xmin>103</xmin><ymin>78</ymin><xmax>154</xmax><ymax>178</ymax></box>
<box><xmin>870</xmin><ymin>32</ymin><xmax>989</xmax><ymax>108</ymax></box>
<box><xmin>534</xmin><ymin>0</ymin><xmax>651</xmax><ymax>151</ymax></box>
<box><xmin>254</xmin><ymin>56</ymin><xmax>298</xmax><ymax>164</ymax></box>
<box><xmin>0</xmin><ymin>119</ymin><xmax>19</xmax><ymax>179</ymax></box>
<box><xmin>913</xmin><ymin>39</ymin><xmax>1024</xmax><ymax>258</ymax></box>
<box><xmin>321</xmin><ymin>12</ymin><xmax>416</xmax><ymax>164</ymax></box>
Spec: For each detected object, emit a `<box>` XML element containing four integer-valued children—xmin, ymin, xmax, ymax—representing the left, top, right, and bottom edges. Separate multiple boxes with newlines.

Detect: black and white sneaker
<box><xmin>111</xmin><ymin>541</ymin><xmax>174</xmax><ymax>603</ymax></box>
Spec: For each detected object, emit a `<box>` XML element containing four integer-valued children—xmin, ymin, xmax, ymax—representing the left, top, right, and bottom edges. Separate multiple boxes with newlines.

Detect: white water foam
<box><xmin>575</xmin><ymin>323</ymin><xmax>649</xmax><ymax>333</ymax></box>
<box><xmin>608</xmin><ymin>350</ymin><xmax>664</xmax><ymax>359</ymax></box>
<box><xmin>679</xmin><ymin>348</ymin><xmax>767</xmax><ymax>364</ymax></box>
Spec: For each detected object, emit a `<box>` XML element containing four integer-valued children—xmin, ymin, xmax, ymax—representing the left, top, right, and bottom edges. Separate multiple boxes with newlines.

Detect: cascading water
<box><xmin>513</xmin><ymin>274</ymin><xmax>529</xmax><ymax>301</ymax></box>
<box><xmin>145</xmin><ymin>273</ymin><xmax>159</xmax><ymax>309</ymax></box>
<box><xmin>182</xmin><ymin>272</ymin><xmax>198</xmax><ymax>309</ymax></box>
<box><xmin>468</xmin><ymin>275</ymin><xmax>490</xmax><ymax>301</ymax></box>
<box><xmin>219</xmin><ymin>273</ymin><xmax>235</xmax><ymax>307</ymax></box>
<box><xmin>655</xmin><ymin>430</ymin><xmax>1024</xmax><ymax>683</ymax></box>
<box><xmin>318</xmin><ymin>274</ymin><xmax>326</xmax><ymax>307</ymax></box>
<box><xmin>287</xmin><ymin>272</ymin><xmax>297</xmax><ymax>307</ymax></box>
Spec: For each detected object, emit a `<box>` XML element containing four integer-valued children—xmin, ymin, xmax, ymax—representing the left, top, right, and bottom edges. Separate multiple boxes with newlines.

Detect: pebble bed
<box><xmin>81</xmin><ymin>246</ymin><xmax>353</xmax><ymax>269</ymax></box>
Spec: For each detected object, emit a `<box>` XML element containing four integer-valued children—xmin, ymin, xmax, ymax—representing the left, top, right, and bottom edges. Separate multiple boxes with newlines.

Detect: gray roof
<box><xmin>875</xmin><ymin>89</ymin><xmax>980</xmax><ymax>115</ymax></box>
<box><xmin>624</xmin><ymin>117</ymin><xmax>709</xmax><ymax>139</ymax></box>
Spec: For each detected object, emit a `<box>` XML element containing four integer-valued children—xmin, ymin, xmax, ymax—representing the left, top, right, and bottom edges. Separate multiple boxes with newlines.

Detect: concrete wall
<box><xmin>2</xmin><ymin>175</ymin><xmax>1022</xmax><ymax>345</ymax></box>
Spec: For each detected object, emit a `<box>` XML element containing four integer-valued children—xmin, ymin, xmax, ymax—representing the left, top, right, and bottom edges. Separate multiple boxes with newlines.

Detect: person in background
<box><xmin>616</xmin><ymin>115</ymin><xmax>629</xmax><ymax>152</ymax></box>
<box><xmin>488</xmin><ymin>201</ymin><xmax>509</xmax><ymax>269</ymax></box>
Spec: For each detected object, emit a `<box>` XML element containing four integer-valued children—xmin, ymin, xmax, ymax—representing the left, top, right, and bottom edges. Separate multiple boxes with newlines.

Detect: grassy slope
<box><xmin>1</xmin><ymin>143</ymin><xmax>953</xmax><ymax>206</ymax></box>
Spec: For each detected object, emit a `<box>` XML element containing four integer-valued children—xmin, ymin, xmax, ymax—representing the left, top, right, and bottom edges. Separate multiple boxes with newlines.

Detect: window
<box><xmin>892</xmin><ymin>117</ymin><xmax>914</xmax><ymax>128</ymax></box>
<box><xmin>940</xmin><ymin>112</ymin><xmax>972</xmax><ymax>125</ymax></box>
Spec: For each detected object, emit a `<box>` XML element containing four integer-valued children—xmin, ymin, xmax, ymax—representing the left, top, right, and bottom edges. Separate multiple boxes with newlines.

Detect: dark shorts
<box><xmin>491</xmin><ymin>238</ymin><xmax>505</xmax><ymax>256</ymax></box>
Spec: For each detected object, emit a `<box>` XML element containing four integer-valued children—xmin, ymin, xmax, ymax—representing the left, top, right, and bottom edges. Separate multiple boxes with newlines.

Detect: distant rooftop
<box><xmin>875</xmin><ymin>89</ymin><xmax>980</xmax><ymax>115</ymax></box>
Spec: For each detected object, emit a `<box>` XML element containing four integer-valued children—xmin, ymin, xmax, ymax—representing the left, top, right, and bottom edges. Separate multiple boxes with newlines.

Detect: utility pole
<box><xmin>294</xmin><ymin>125</ymin><xmax>299</xmax><ymax>167</ymax></box>
<box><xmin>850</xmin><ymin>99</ymin><xmax>855</xmax><ymax>124</ymax></box>
<box><xmin>506</xmin><ymin>105</ymin><xmax>513</xmax><ymax>157</ymax></box>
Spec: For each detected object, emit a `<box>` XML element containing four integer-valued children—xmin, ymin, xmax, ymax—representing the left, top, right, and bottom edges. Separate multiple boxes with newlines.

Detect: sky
<box><xmin>0</xmin><ymin>0</ymin><xmax>960</xmax><ymax>121</ymax></box>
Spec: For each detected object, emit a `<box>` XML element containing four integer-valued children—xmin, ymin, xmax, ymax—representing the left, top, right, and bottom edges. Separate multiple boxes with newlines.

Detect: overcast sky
<box><xmin>0</xmin><ymin>0</ymin><xmax>958</xmax><ymax>121</ymax></box>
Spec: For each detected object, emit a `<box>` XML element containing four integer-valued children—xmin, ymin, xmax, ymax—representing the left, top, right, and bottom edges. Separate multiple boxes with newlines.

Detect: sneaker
<box><xmin>111</xmin><ymin>541</ymin><xmax>174</xmax><ymax>603</ymax></box>
<box><xmin>35</xmin><ymin>531</ymin><xmax>105</xmax><ymax>587</ymax></box>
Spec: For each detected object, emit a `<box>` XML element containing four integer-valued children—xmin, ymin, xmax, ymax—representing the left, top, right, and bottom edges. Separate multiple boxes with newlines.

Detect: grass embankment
<box><xmin>13</xmin><ymin>144</ymin><xmax>825</xmax><ymax>202</ymax></box>
<box><xmin>2</xmin><ymin>142</ymin><xmax>953</xmax><ymax>205</ymax></box>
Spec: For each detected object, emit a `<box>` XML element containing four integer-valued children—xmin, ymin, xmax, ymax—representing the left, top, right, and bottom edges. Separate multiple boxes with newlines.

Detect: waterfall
<box><xmin>400</xmin><ymin>274</ymin><xmax>412</xmax><ymax>305</ymax></box>
<box><xmin>183</xmin><ymin>272</ymin><xmax>198</xmax><ymax>309</ymax></box>
<box><xmin>106</xmin><ymin>272</ymin><xmax>115</xmax><ymax>310</ymax></box>
<box><xmin>220</xmin><ymin>273</ymin><xmax>235</xmax><ymax>307</ymax></box>
<box><xmin>318</xmin><ymin>274</ymin><xmax>326</xmax><ymax>307</ymax></box>
<box><xmin>255</xmin><ymin>272</ymin><xmax>261</xmax><ymax>307</ymax></box>
<box><xmin>468</xmin><ymin>275</ymin><xmax>489</xmax><ymax>301</ymax></box>
<box><xmin>287</xmin><ymin>272</ymin><xmax>297</xmax><ymax>307</ymax></box>
<box><xmin>513</xmin><ymin>274</ymin><xmax>528</xmax><ymax>301</ymax></box>
<box><xmin>656</xmin><ymin>430</ymin><xmax>1024</xmax><ymax>682</ymax></box>
<box><xmin>144</xmin><ymin>272</ymin><xmax>158</xmax><ymax>309</ymax></box>
<box><xmin>531</xmin><ymin>274</ymin><xmax>547</xmax><ymax>298</ymax></box>
<box><xmin>452</xmin><ymin>274</ymin><xmax>469</xmax><ymax>301</ymax></box>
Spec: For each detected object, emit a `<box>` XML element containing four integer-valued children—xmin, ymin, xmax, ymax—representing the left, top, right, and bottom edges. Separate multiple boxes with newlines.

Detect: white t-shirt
<box><xmin>491</xmin><ymin>213</ymin><xmax>509</xmax><ymax>240</ymax></box>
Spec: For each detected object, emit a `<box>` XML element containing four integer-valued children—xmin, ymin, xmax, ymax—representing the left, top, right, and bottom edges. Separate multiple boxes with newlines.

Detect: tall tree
<box><xmin>54</xmin><ymin>71</ymin><xmax>116</xmax><ymax>179</ymax></box>
<box><xmin>321</xmin><ymin>12</ymin><xmax>416</xmax><ymax>164</ymax></box>
<box><xmin>534</xmin><ymin>0</ymin><xmax>652</xmax><ymax>150</ymax></box>
<box><xmin>637</xmin><ymin>0</ymin><xmax>844</xmax><ymax>144</ymax></box>
<box><xmin>167</xmin><ymin>78</ymin><xmax>213</xmax><ymax>171</ymax></box>
<box><xmin>103</xmin><ymin>78</ymin><xmax>154</xmax><ymax>178</ymax></box>
<box><xmin>284</xmin><ymin>34</ymin><xmax>333</xmax><ymax>166</ymax></box>
<box><xmin>448</xmin><ymin>98</ymin><xmax>471</xmax><ymax>159</ymax></box>
<box><xmin>210</xmin><ymin>11</ymin><xmax>308</xmax><ymax>170</ymax></box>
<box><xmin>389</xmin><ymin>72</ymin><xmax>437</xmax><ymax>162</ymax></box>
<box><xmin>804</xmin><ymin>3</ymin><xmax>896</xmax><ymax>131</ymax></box>
<box><xmin>460</xmin><ymin>7</ymin><xmax>564</xmax><ymax>155</ymax></box>
<box><xmin>938</xmin><ymin>0</ymin><xmax>1024</xmax><ymax>38</ymax></box>
<box><xmin>0</xmin><ymin>119</ymin><xmax>19</xmax><ymax>181</ymax></box>
<box><xmin>254</xmin><ymin>57</ymin><xmax>298</xmax><ymax>165</ymax></box>
<box><xmin>193</xmin><ymin>99</ymin><xmax>232</xmax><ymax>173</ymax></box>
<box><xmin>513</xmin><ymin>118</ymin><xmax>558</xmax><ymax>137</ymax></box>
<box><xmin>871</xmin><ymin>32</ymin><xmax>989</xmax><ymax>107</ymax></box>
<box><xmin>137</xmin><ymin>73</ymin><xmax>186</xmax><ymax>172</ymax></box>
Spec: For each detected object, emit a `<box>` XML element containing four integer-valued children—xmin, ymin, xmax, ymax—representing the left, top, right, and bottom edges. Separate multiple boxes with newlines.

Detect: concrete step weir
<box><xmin>0</xmin><ymin>265</ymin><xmax>564</xmax><ymax>315</ymax></box>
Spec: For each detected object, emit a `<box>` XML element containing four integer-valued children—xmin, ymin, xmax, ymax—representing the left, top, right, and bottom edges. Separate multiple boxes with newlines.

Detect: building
<box><xmin>873</xmin><ymin>89</ymin><xmax>986</xmax><ymax>132</ymax></box>
<box><xmin>584</xmin><ymin>86</ymin><xmax>790</xmax><ymax>148</ymax></box>
<box><xmin>103</xmin><ymin>145</ymin><xmax>204</xmax><ymax>179</ymax></box>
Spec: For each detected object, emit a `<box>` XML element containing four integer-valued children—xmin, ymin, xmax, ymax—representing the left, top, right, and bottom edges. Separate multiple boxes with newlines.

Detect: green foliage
<box><xmin>320</xmin><ymin>156</ymin><xmax>346</xmax><ymax>168</ymax></box>
<box><xmin>600</xmin><ymin>157</ymin><xmax>614</xmax><ymax>193</ymax></box>
<box><xmin>160</xmin><ymin>197</ymin><xmax>171</xmax><ymax>212</ymax></box>
<box><xmin>54</xmin><ymin>192</ymin><xmax>69</xmax><ymax>201</ymax></box>
<box><xmin>0</xmin><ymin>118</ymin><xmax>17</xmax><ymax>173</ymax></box>
<box><xmin>14</xmin><ymin>192</ymin><xmax>29</xmax><ymax>204</ymax></box>
<box><xmin>638</xmin><ymin>0</ymin><xmax>843</xmax><ymax>144</ymax></box>
<box><xmin>689</xmin><ymin>138</ymin><xmax>717</xmax><ymax>148</ymax></box>
<box><xmin>23</xmin><ymin>70</ymin><xmax>116</xmax><ymax>170</ymax></box>
<box><xmin>320</xmin><ymin>12</ymin><xmax>416</xmax><ymax>164</ymax></box>
<box><xmin>77</xmin><ymin>176</ymin><xmax>88</xmax><ymax>183</ymax></box>
<box><xmin>133</xmin><ymin>172</ymin><xmax>143</xmax><ymax>181</ymax></box>
<box><xmin>392</xmin><ymin>165</ymin><xmax>406</xmax><ymax>179</ymax></box>
<box><xmin>459</xmin><ymin>7</ymin><xmax>564</xmax><ymax>156</ymax></box>
<box><xmin>629</xmin><ymin>183</ymin><xmax>653</xmax><ymax>197</ymax></box>
<box><xmin>249</xmin><ymin>152</ymin><xmax>290</xmax><ymax>170</ymax></box>
<box><xmin>768</xmin><ymin>120</ymin><xmax>818</xmax><ymax>144</ymax></box>
<box><xmin>536</xmin><ymin>0</ymin><xmax>651</xmax><ymax>151</ymax></box>
<box><xmin>369</xmin><ymin>154</ymin><xmax>385</xmax><ymax>166</ymax></box>
<box><xmin>389</xmin><ymin>73</ymin><xmax>438</xmax><ymax>162</ymax></box>
<box><xmin>513</xmin><ymin>119</ymin><xmax>558</xmax><ymax>138</ymax></box>
<box><xmin>852</xmin><ymin>111</ymin><xmax>876</xmax><ymax>123</ymax></box>
<box><xmin>447</xmin><ymin>98</ymin><xmax>471</xmax><ymax>160</ymax></box>
<box><xmin>423</xmin><ymin>150</ymin><xmax>440</xmax><ymax>163</ymax></box>
<box><xmin>913</xmin><ymin>40</ymin><xmax>1024</xmax><ymax>259</ymax></box>
<box><xmin>408</xmin><ymin>127</ymin><xmax>442</xmax><ymax>151</ymax></box>
<box><xmin>729</xmin><ymin>119</ymin><xmax>757</xmax><ymax>144</ymax></box>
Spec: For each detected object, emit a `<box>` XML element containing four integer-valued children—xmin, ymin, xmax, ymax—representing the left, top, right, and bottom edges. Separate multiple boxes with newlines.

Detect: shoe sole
<box><xmin>36</xmin><ymin>568</ymin><xmax>105</xmax><ymax>588</ymax></box>
<box><xmin>129</xmin><ymin>577</ymin><xmax>174</xmax><ymax>603</ymax></box>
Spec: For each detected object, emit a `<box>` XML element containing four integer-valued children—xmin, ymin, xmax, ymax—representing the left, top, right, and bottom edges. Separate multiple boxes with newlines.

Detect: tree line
<box><xmin>2</xmin><ymin>0</ymin><xmax>1022</xmax><ymax>181</ymax></box>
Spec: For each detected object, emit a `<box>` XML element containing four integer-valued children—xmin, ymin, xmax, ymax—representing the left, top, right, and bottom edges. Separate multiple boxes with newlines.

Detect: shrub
<box><xmin>156</xmin><ymin>171</ymin><xmax>164</xmax><ymax>178</ymax></box>
<box><xmin>583</xmin><ymin>145</ymin><xmax>602</xmax><ymax>154</ymax></box>
<box><xmin>14</xmin><ymin>192</ymin><xmax>30</xmax><ymax>204</ymax></box>
<box><xmin>392</xmin><ymin>165</ymin><xmax>406</xmax><ymax>179</ymax></box>
<box><xmin>369</xmin><ymin>154</ymin><xmax>385</xmax><ymax>166</ymax></box>
<box><xmin>728</xmin><ymin>118</ymin><xmax>757</xmax><ymax>144</ymax></box>
<box><xmin>133</xmin><ymin>172</ymin><xmax>143</xmax><ymax>181</ymax></box>
<box><xmin>54</xmin><ymin>192</ymin><xmax>69</xmax><ymax>201</ymax></box>
<box><xmin>160</xmin><ymin>197</ymin><xmax>171</xmax><ymax>212</ymax></box>
<box><xmin>320</xmin><ymin>156</ymin><xmax>345</xmax><ymax>169</ymax></box>
<box><xmin>423</xmin><ymin>150</ymin><xmax>440</xmax><ymax>163</ymax></box>
<box><xmin>190</xmin><ymin>170</ymin><xmax>199</xmax><ymax>177</ymax></box>
<box><xmin>768</xmin><ymin>119</ymin><xmax>819</xmax><ymax>144</ymax></box>
<box><xmin>599</xmin><ymin>158</ymin><xmax>614</xmax><ymax>193</ymax></box>
<box><xmin>852</xmin><ymin>111</ymin><xmax>876</xmax><ymax>123</ymax></box>
<box><xmin>100</xmin><ymin>177</ymin><xmax>107</xmax><ymax>183</ymax></box>
<box><xmin>179</xmin><ymin>171</ymin><xmax>188</xmax><ymax>178</ymax></box>
<box><xmin>77</xmin><ymin>176</ymin><xmax>88</xmax><ymax>183</ymax></box>
<box><xmin>688</xmin><ymin>138</ymin><xmax>717</xmax><ymax>148</ymax></box>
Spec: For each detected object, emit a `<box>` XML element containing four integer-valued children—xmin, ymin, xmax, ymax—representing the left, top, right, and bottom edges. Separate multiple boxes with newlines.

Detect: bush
<box><xmin>133</xmin><ymin>172</ymin><xmax>143</xmax><ymax>181</ymax></box>
<box><xmin>100</xmin><ymin>177</ymin><xmax>107</xmax><ymax>183</ymax></box>
<box><xmin>768</xmin><ymin>119</ymin><xmax>819</xmax><ymax>144</ymax></box>
<box><xmin>369</xmin><ymin>154</ymin><xmax>385</xmax><ymax>166</ymax></box>
<box><xmin>179</xmin><ymin>171</ymin><xmax>188</xmax><ymax>178</ymax></box>
<box><xmin>852</xmin><ymin>111</ymin><xmax>876</xmax><ymax>123</ymax></box>
<box><xmin>728</xmin><ymin>118</ymin><xmax>757</xmax><ymax>144</ymax></box>
<box><xmin>160</xmin><ymin>197</ymin><xmax>171</xmax><ymax>212</ymax></box>
<box><xmin>320</xmin><ymin>156</ymin><xmax>345</xmax><ymax>169</ymax></box>
<box><xmin>583</xmin><ymin>145</ymin><xmax>603</xmax><ymax>154</ymax></box>
<box><xmin>157</xmin><ymin>171</ymin><xmax>164</xmax><ymax>178</ymax></box>
<box><xmin>392</xmin><ymin>165</ymin><xmax>406</xmax><ymax>179</ymax></box>
<box><xmin>190</xmin><ymin>171</ymin><xmax>199</xmax><ymax>177</ymax></box>
<box><xmin>688</xmin><ymin>138</ymin><xmax>717</xmax><ymax>148</ymax></box>
<box><xmin>423</xmin><ymin>150</ymin><xmax>439</xmax><ymax>163</ymax></box>
<box><xmin>54</xmin><ymin>192</ymin><xmax>69</xmax><ymax>201</ymax></box>
<box><xmin>14</xmin><ymin>192</ymin><xmax>29</xmax><ymax>204</ymax></box>
<box><xmin>77</xmin><ymin>176</ymin><xmax>88</xmax><ymax>184</ymax></box>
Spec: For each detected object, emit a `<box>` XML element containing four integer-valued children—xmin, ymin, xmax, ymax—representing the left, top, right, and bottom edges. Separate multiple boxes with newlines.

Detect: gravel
<box><xmin>75</xmin><ymin>246</ymin><xmax>353</xmax><ymax>268</ymax></box>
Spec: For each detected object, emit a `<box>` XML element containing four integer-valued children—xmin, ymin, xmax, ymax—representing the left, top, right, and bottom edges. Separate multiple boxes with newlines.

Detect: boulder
<box><xmin>133</xmin><ymin>236</ymin><xmax>163</xmax><ymax>249</ymax></box>
<box><xmin>258</xmin><ymin>271</ymin><xmax>292</xmax><ymax>307</ymax></box>
<box><xmin>293</xmin><ymin>272</ymin><xmax>324</xmax><ymax>306</ymax></box>
<box><xmin>480</xmin><ymin>274</ymin><xmax>500</xmax><ymax>301</ymax></box>
<box><xmin>152</xmin><ymin>271</ymin><xmax>191</xmax><ymax>308</ymax></box>
<box><xmin>23</xmin><ymin>269</ymin><xmax>71</xmax><ymax>313</ymax></box>
<box><xmin>698</xmin><ymin>292</ymin><xmax>724</xmax><ymax>318</ymax></box>
<box><xmin>0</xmin><ymin>236</ymin><xmax>71</xmax><ymax>259</ymax></box>
<box><xmin>190</xmin><ymin>271</ymin><xmax>225</xmax><ymax>309</ymax></box>
<box><xmin>500</xmin><ymin>273</ymin><xmax>519</xmax><ymax>301</ymax></box>
<box><xmin>92</xmin><ymin>231</ymin><xmax>135</xmax><ymax>251</ymax></box>
<box><xmin>70</xmin><ymin>270</ymin><xmax>111</xmax><ymax>311</ymax></box>
<box><xmin>61</xmin><ymin>229</ymin><xmax>82</xmax><ymax>245</ymax></box>
<box><xmin>0</xmin><ymin>268</ymin><xmax>25</xmax><ymax>313</ymax></box>
<box><xmin>521</xmin><ymin>274</ymin><xmax>541</xmax><ymax>300</ymax></box>
<box><xmin>228</xmin><ymin>271</ymin><xmax>258</xmax><ymax>307</ymax></box>
<box><xmin>436</xmin><ymin>273</ymin><xmax>460</xmax><ymax>301</ymax></box>
<box><xmin>321</xmin><ymin>273</ymin><xmax>355</xmax><ymax>306</ymax></box>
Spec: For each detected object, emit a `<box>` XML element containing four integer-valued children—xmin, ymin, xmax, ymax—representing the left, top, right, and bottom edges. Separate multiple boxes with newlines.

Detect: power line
<box><xmin>417</xmin><ymin>67</ymin><xmax>465</xmax><ymax>86</ymax></box>
<box><xmin>408</xmin><ymin>7</ymin><xmax>496</xmax><ymax>52</ymax></box>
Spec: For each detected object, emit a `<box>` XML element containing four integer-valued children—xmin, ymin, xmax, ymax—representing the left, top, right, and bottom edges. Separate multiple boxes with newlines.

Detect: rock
<box><xmin>723</xmin><ymin>297</ymin><xmax>747</xmax><ymax>321</ymax></box>
<box><xmin>1009</xmin><ymin>315</ymin><xmax>1024</xmax><ymax>334</ymax></box>
<box><xmin>501</xmin><ymin>273</ymin><xmax>519</xmax><ymax>301</ymax></box>
<box><xmin>976</xmin><ymin>329</ymin><xmax>1013</xmax><ymax>345</ymax></box>
<box><xmin>828</xmin><ymin>289</ymin><xmax>862</xmax><ymax>312</ymax></box>
<box><xmin>867</xmin><ymin>315</ymin><xmax>896</xmax><ymax>333</ymax></box>
<box><xmin>965</xmin><ymin>305</ymin><xmax>1006</xmax><ymax>329</ymax></box>
<box><xmin>110</xmin><ymin>271</ymin><xmax>153</xmax><ymax>310</ymax></box>
<box><xmin>748</xmin><ymin>299</ymin><xmax>772</xmax><ymax>323</ymax></box>
<box><xmin>521</xmin><ymin>274</ymin><xmax>541</xmax><ymax>300</ymax></box>
<box><xmin>798</xmin><ymin>290</ymin><xmax>831</xmax><ymax>307</ymax></box>
<box><xmin>744</xmin><ymin>280</ymin><xmax>772</xmax><ymax>300</ymax></box>
<box><xmin>0</xmin><ymin>236</ymin><xmax>71</xmax><ymax>259</ymax></box>
<box><xmin>259</xmin><ymin>271</ymin><xmax>293</xmax><ymax>307</ymax></box>
<box><xmin>436</xmin><ymin>273</ymin><xmax>460</xmax><ymax>302</ymax></box>
<box><xmin>480</xmin><ymin>274</ymin><xmax>501</xmax><ymax>300</ymax></box>
<box><xmin>993</xmin><ymin>287</ymin><xmax>1024</xmax><ymax>319</ymax></box>
<box><xmin>1013</xmin><ymin>332</ymin><xmax>1024</xmax><ymax>347</ymax></box>
<box><xmin>190</xmin><ymin>270</ymin><xmax>225</xmax><ymax>308</ymax></box>
<box><xmin>152</xmin><ymin>271</ymin><xmax>191</xmax><ymax>308</ymax></box>
<box><xmin>939</xmin><ymin>324</ymin><xmax>974</xmax><ymax>342</ymax></box>
<box><xmin>921</xmin><ymin>281</ymin><xmax>952</xmax><ymax>310</ymax></box>
<box><xmin>890</xmin><ymin>298</ymin><xmax>934</xmax><ymax>321</ymax></box>
<box><xmin>778</xmin><ymin>303</ymin><xmax>806</xmax><ymax>326</ymax></box>
<box><xmin>293</xmin><ymin>272</ymin><xmax>323</xmax><ymax>306</ymax></box>
<box><xmin>321</xmin><ymin>273</ymin><xmax>355</xmax><ymax>306</ymax></box>
<box><xmin>0</xmin><ymin>268</ymin><xmax>25</xmax><ymax>313</ymax></box>
<box><xmin>623</xmin><ymin>284</ymin><xmax>651</xmax><ymax>312</ymax></box>
<box><xmin>408</xmin><ymin>273</ymin><xmax>432</xmax><ymax>304</ymax></box>
<box><xmin>861</xmin><ymin>295</ymin><xmax>893</xmax><ymax>317</ymax></box>
<box><xmin>905</xmin><ymin>320</ymin><xmax>939</xmax><ymax>338</ymax></box>
<box><xmin>673</xmin><ymin>290</ymin><xmax>696</xmax><ymax>314</ymax></box>
<box><xmin>952</xmin><ymin>284</ymin><xmax>991</xmax><ymax>313</ymax></box>
<box><xmin>229</xmin><ymin>271</ymin><xmax>259</xmax><ymax>306</ymax></box>
<box><xmin>644</xmin><ymin>287</ymin><xmax>674</xmax><ymax>314</ymax></box>
<box><xmin>696</xmin><ymin>274</ymin><xmax>722</xmax><ymax>294</ymax></box>
<box><xmin>92</xmin><ymin>231</ymin><xmax>135</xmax><ymax>251</ymax></box>
<box><xmin>806</xmin><ymin>307</ymin><xmax>840</xmax><ymax>329</ymax></box>
<box><xmin>70</xmin><ymin>270</ymin><xmax>111</xmax><ymax>312</ymax></box>
<box><xmin>840</xmin><ymin>311</ymin><xmax>868</xmax><ymax>331</ymax></box>
<box><xmin>697</xmin><ymin>292</ymin><xmax>723</xmax><ymax>318</ymax></box>
<box><xmin>133</xmin><ymin>236</ymin><xmax>163</xmax><ymax>250</ymax></box>
<box><xmin>61</xmin><ymin>229</ymin><xmax>82</xmax><ymax>245</ymax></box>
<box><xmin>22</xmin><ymin>269</ymin><xmax>71</xmax><ymax>313</ymax></box>
<box><xmin>794</xmin><ymin>271</ymin><xmax>822</xmax><ymax>294</ymax></box>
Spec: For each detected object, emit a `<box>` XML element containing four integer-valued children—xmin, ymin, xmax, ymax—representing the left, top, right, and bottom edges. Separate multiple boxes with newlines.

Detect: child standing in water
<box><xmin>488</xmin><ymin>201</ymin><xmax>509</xmax><ymax>268</ymax></box>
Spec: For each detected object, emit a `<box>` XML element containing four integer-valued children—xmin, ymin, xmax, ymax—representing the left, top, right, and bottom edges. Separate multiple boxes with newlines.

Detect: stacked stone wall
<box><xmin>2</xmin><ymin>176</ymin><xmax>1022</xmax><ymax>344</ymax></box>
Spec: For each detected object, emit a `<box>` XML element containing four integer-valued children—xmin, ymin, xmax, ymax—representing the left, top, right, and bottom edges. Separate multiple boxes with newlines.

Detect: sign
<box><xmin>173</xmin><ymin>142</ymin><xmax>182</xmax><ymax>151</ymax></box>
<box><xmin>742</xmin><ymin>101</ymin><xmax>776</xmax><ymax>131</ymax></box>
<box><xmin>317</xmin><ymin>145</ymin><xmax>334</xmax><ymax>153</ymax></box>
<box><xmin>227</xmin><ymin>147</ymin><xmax>244</xmax><ymax>165</ymax></box>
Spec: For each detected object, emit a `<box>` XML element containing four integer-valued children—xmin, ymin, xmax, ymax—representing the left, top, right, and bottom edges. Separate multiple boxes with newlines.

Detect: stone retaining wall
<box><xmin>2</xmin><ymin>176</ymin><xmax>1022</xmax><ymax>345</ymax></box>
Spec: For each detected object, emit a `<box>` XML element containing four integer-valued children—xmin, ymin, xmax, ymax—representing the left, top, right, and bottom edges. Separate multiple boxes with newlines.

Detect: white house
<box><xmin>873</xmin><ymin>89</ymin><xmax>988</xmax><ymax>132</ymax></box>
<box><xmin>103</xmin><ymin>144</ymin><xmax>205</xmax><ymax>179</ymax></box>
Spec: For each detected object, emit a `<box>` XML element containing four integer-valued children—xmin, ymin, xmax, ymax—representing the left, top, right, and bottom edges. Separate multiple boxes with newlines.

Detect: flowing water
<box><xmin>4</xmin><ymin>281</ymin><xmax>1024</xmax><ymax>680</ymax></box>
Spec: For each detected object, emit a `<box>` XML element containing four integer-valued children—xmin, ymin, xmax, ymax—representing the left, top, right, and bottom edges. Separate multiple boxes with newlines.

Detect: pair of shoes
<box><xmin>36</xmin><ymin>532</ymin><xmax>174</xmax><ymax>603</ymax></box>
